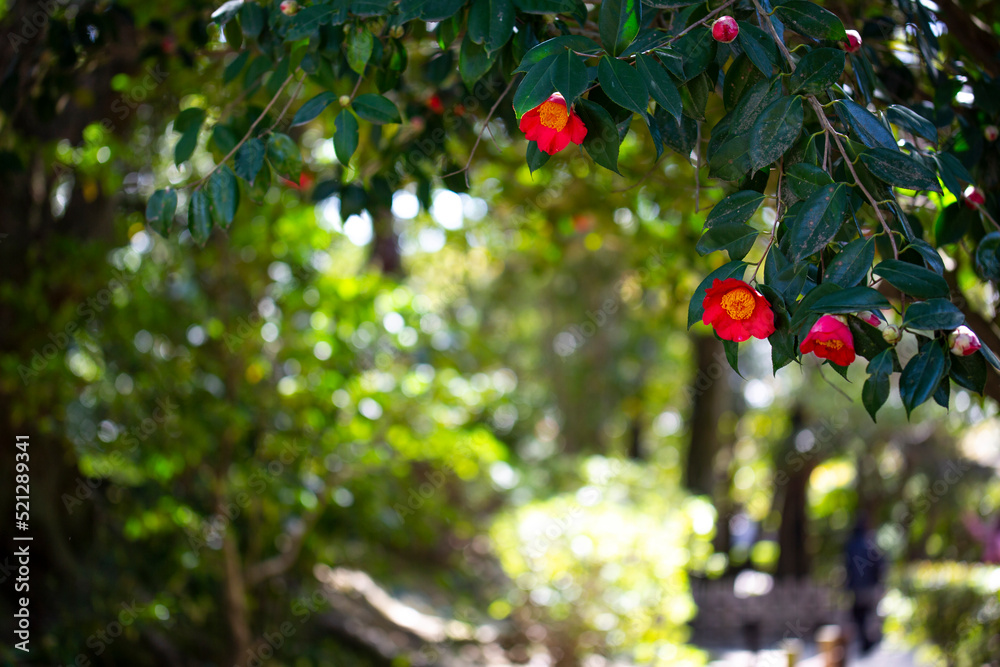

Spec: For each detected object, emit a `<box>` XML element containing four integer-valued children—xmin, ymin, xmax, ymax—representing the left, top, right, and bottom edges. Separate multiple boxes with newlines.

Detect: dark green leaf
<box><xmin>706</xmin><ymin>191</ymin><xmax>766</xmax><ymax>228</ymax></box>
<box><xmin>788</xmin><ymin>48</ymin><xmax>844</xmax><ymax>94</ymax></box>
<box><xmin>810</xmin><ymin>286</ymin><xmax>891</xmax><ymax>313</ymax></box>
<box><xmin>786</xmin><ymin>183</ymin><xmax>847</xmax><ymax>261</ymax></box>
<box><xmin>899</xmin><ymin>340</ymin><xmax>948</xmax><ymax>416</ymax></box>
<box><xmin>696</xmin><ymin>223</ymin><xmax>759</xmax><ymax>260</ymax></box>
<box><xmin>860</xmin><ymin>148</ymin><xmax>942</xmax><ymax>192</ymax></box>
<box><xmin>902</xmin><ymin>298</ymin><xmax>965</xmax><ymax>330</ymax></box>
<box><xmin>723</xmin><ymin>338</ymin><xmax>742</xmax><ymax>377</ymax></box>
<box><xmin>824</xmin><ymin>237</ymin><xmax>874</xmax><ymax>287</ymax></box>
<box><xmin>291</xmin><ymin>92</ymin><xmax>337</xmax><ymax>127</ymax></box>
<box><xmin>933</xmin><ymin>202</ymin><xmax>974</xmax><ymax>246</ymax></box>
<box><xmin>266</xmin><ymin>133</ymin><xmax>302</xmax><ymax>180</ymax></box>
<box><xmin>187</xmin><ymin>190</ymin><xmax>213</xmax><ymax>245</ymax></box>
<box><xmin>597</xmin><ymin>56</ymin><xmax>649</xmax><ymax>116</ymax></box>
<box><xmin>862</xmin><ymin>372</ymin><xmax>890</xmax><ymax>421</ymax></box>
<box><xmin>872</xmin><ymin>259</ymin><xmax>950</xmax><ymax>299</ymax></box>
<box><xmin>737</xmin><ymin>23</ymin><xmax>778</xmax><ymax>76</ymax></box>
<box><xmin>515</xmin><ymin>35</ymin><xmax>599</xmax><ymax>73</ymax></box>
<box><xmin>345</xmin><ymin>25</ymin><xmax>373</xmax><ymax>75</ymax></box>
<box><xmin>208</xmin><ymin>165</ymin><xmax>239</xmax><ymax>229</ymax></box>
<box><xmin>722</xmin><ymin>54</ymin><xmax>765</xmax><ymax>111</ymax></box>
<box><xmin>599</xmin><ymin>0</ymin><xmax>641</xmax><ymax>56</ymax></box>
<box><xmin>637</xmin><ymin>54</ymin><xmax>681</xmax><ymax>120</ymax></box>
<box><xmin>836</xmin><ymin>99</ymin><xmax>898</xmax><ymax>151</ymax></box>
<box><xmin>334</xmin><ymin>109</ymin><xmax>359</xmax><ymax>165</ymax></box>
<box><xmin>950</xmin><ymin>351</ymin><xmax>988</xmax><ymax>394</ymax></box>
<box><xmin>239</xmin><ymin>2</ymin><xmax>266</xmax><ymax>38</ymax></box>
<box><xmin>235</xmin><ymin>138</ymin><xmax>266</xmax><ymax>184</ymax></box>
<box><xmin>352</xmin><ymin>93</ymin><xmax>402</xmax><ymax>124</ymax></box>
<box><xmin>786</xmin><ymin>163</ymin><xmax>833</xmax><ymax>200</ymax></box>
<box><xmin>575</xmin><ymin>99</ymin><xmax>621</xmax><ymax>173</ymax></box>
<box><xmin>174</xmin><ymin>127</ymin><xmax>200</xmax><ymax>166</ymax></box>
<box><xmin>145</xmin><ymin>188</ymin><xmax>177</xmax><ymax>237</ymax></box>
<box><xmin>886</xmin><ymin>105</ymin><xmax>937</xmax><ymax>144</ymax></box>
<box><xmin>975</xmin><ymin>231</ymin><xmax>1000</xmax><ymax>282</ymax></box>
<box><xmin>550</xmin><ymin>49</ymin><xmax>590</xmax><ymax>107</ymax></box>
<box><xmin>526</xmin><ymin>141</ymin><xmax>550</xmax><ymax>173</ymax></box>
<box><xmin>286</xmin><ymin>5</ymin><xmax>337</xmax><ymax>40</ymax></box>
<box><xmin>513</xmin><ymin>54</ymin><xmax>559</xmax><ymax>117</ymax></box>
<box><xmin>673</xmin><ymin>27</ymin><xmax>716</xmax><ymax>81</ymax></box>
<box><xmin>459</xmin><ymin>33</ymin><xmax>498</xmax><ymax>89</ymax></box>
<box><xmin>224</xmin><ymin>51</ymin><xmax>250</xmax><ymax>84</ymax></box>
<box><xmin>469</xmin><ymin>0</ymin><xmax>514</xmax><ymax>53</ymax></box>
<box><xmin>773</xmin><ymin>0</ymin><xmax>847</xmax><ymax>41</ymax></box>
<box><xmin>750</xmin><ymin>95</ymin><xmax>804</xmax><ymax>170</ymax></box>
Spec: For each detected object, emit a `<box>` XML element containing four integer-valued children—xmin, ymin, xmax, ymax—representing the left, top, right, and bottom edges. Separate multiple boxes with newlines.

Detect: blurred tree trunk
<box><xmin>684</xmin><ymin>335</ymin><xmax>727</xmax><ymax>495</ymax></box>
<box><xmin>774</xmin><ymin>409</ymin><xmax>814</xmax><ymax>579</ymax></box>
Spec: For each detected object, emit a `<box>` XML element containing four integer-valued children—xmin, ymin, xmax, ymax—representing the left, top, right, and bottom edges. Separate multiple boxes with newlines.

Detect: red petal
<box><xmin>548</xmin><ymin>129</ymin><xmax>572</xmax><ymax>153</ymax></box>
<box><xmin>536</xmin><ymin>127</ymin><xmax>561</xmax><ymax>154</ymax></box>
<box><xmin>520</xmin><ymin>110</ymin><xmax>541</xmax><ymax>134</ymax></box>
<box><xmin>568</xmin><ymin>113</ymin><xmax>588</xmax><ymax>144</ymax></box>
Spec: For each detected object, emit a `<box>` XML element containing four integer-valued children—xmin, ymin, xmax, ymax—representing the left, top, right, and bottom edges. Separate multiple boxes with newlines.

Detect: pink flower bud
<box><xmin>857</xmin><ymin>310</ymin><xmax>882</xmax><ymax>328</ymax></box>
<box><xmin>964</xmin><ymin>185</ymin><xmax>986</xmax><ymax>209</ymax></box>
<box><xmin>843</xmin><ymin>30</ymin><xmax>862</xmax><ymax>53</ymax></box>
<box><xmin>280</xmin><ymin>1</ymin><xmax>300</xmax><ymax>16</ymax></box>
<box><xmin>712</xmin><ymin>16</ymin><xmax>739</xmax><ymax>43</ymax></box>
<box><xmin>949</xmin><ymin>326</ymin><xmax>981</xmax><ymax>356</ymax></box>
<box><xmin>882</xmin><ymin>325</ymin><xmax>902</xmax><ymax>345</ymax></box>
<box><xmin>985</xmin><ymin>126</ymin><xmax>999</xmax><ymax>142</ymax></box>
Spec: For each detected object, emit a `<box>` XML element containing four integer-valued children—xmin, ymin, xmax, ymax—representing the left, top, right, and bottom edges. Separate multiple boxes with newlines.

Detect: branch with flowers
<box><xmin>144</xmin><ymin>0</ymin><xmax>1000</xmax><ymax>418</ymax></box>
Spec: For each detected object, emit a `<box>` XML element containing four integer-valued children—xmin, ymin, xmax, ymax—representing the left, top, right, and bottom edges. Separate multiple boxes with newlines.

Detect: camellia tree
<box><xmin>142</xmin><ymin>0</ymin><xmax>1000</xmax><ymax>419</ymax></box>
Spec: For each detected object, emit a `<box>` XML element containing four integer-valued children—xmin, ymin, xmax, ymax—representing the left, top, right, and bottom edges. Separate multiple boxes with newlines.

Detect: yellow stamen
<box><xmin>538</xmin><ymin>101</ymin><xmax>569</xmax><ymax>131</ymax></box>
<box><xmin>720</xmin><ymin>288</ymin><xmax>756</xmax><ymax>321</ymax></box>
<box><xmin>817</xmin><ymin>339</ymin><xmax>844</xmax><ymax>351</ymax></box>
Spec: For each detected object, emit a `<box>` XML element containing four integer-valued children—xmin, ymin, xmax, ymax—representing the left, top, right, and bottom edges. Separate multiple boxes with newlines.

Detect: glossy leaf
<box><xmin>789</xmin><ymin>48</ymin><xmax>844</xmax><ymax>94</ymax></box>
<box><xmin>334</xmin><ymin>109</ymin><xmax>359</xmax><ymax>164</ymax></box>
<box><xmin>513</xmin><ymin>54</ymin><xmax>559</xmax><ymax>117</ymax></box>
<box><xmin>597</xmin><ymin>56</ymin><xmax>649</xmax><ymax>116</ymax></box>
<box><xmin>353</xmin><ymin>93</ymin><xmax>402</xmax><ymax>124</ymax></box>
<box><xmin>637</xmin><ymin>54</ymin><xmax>681</xmax><ymax>120</ymax></box>
<box><xmin>187</xmin><ymin>190</ymin><xmax>213</xmax><ymax>246</ymax></box>
<box><xmin>346</xmin><ymin>25</ymin><xmax>374</xmax><ymax>75</ymax></box>
<box><xmin>823</xmin><ymin>237</ymin><xmax>874</xmax><ymax>287</ymax></box>
<box><xmin>459</xmin><ymin>33</ymin><xmax>498</xmax><ymax>89</ymax></box>
<box><xmin>902</xmin><ymin>298</ymin><xmax>965</xmax><ymax>330</ymax></box>
<box><xmin>235</xmin><ymin>138</ymin><xmax>266</xmax><ymax>184</ymax></box>
<box><xmin>860</xmin><ymin>148</ymin><xmax>942</xmax><ymax>192</ymax></box>
<box><xmin>899</xmin><ymin>340</ymin><xmax>948</xmax><ymax>416</ymax></box>
<box><xmin>575</xmin><ymin>99</ymin><xmax>620</xmax><ymax>174</ymax></box>
<box><xmin>549</xmin><ymin>49</ymin><xmax>590</xmax><ymax>107</ymax></box>
<box><xmin>975</xmin><ymin>232</ymin><xmax>1000</xmax><ymax>282</ymax></box>
<box><xmin>750</xmin><ymin>95</ymin><xmax>804</xmax><ymax>170</ymax></box>
<box><xmin>786</xmin><ymin>163</ymin><xmax>833</xmax><ymax>200</ymax></box>
<box><xmin>291</xmin><ymin>92</ymin><xmax>337</xmax><ymax>127</ymax></box>
<box><xmin>145</xmin><ymin>188</ymin><xmax>177</xmax><ymax>237</ymax></box>
<box><xmin>515</xmin><ymin>35</ymin><xmax>599</xmax><ymax>73</ymax></box>
<box><xmin>599</xmin><ymin>0</ymin><xmax>641</xmax><ymax>56</ymax></box>
<box><xmin>208</xmin><ymin>165</ymin><xmax>239</xmax><ymax>229</ymax></box>
<box><xmin>836</xmin><ymin>99</ymin><xmax>898</xmax><ymax>151</ymax></box>
<box><xmin>810</xmin><ymin>286</ymin><xmax>891</xmax><ymax>313</ymax></box>
<box><xmin>872</xmin><ymin>259</ymin><xmax>950</xmax><ymax>299</ymax></box>
<box><xmin>773</xmin><ymin>0</ymin><xmax>847</xmax><ymax>41</ymax></box>
<box><xmin>266</xmin><ymin>133</ymin><xmax>302</xmax><ymax>180</ymax></box>
<box><xmin>786</xmin><ymin>183</ymin><xmax>847</xmax><ymax>261</ymax></box>
<box><xmin>886</xmin><ymin>105</ymin><xmax>937</xmax><ymax>143</ymax></box>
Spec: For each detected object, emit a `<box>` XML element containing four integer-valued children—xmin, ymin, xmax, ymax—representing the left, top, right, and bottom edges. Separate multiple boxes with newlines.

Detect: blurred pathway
<box><xmin>704</xmin><ymin>641</ymin><xmax>918</xmax><ymax>667</ymax></box>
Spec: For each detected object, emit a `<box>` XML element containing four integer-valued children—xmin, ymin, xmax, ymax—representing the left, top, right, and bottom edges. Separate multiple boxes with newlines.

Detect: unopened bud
<box><xmin>279</xmin><ymin>0</ymin><xmax>300</xmax><ymax>16</ymax></box>
<box><xmin>882</xmin><ymin>325</ymin><xmax>902</xmax><ymax>345</ymax></box>
<box><xmin>949</xmin><ymin>325</ymin><xmax>981</xmax><ymax>356</ymax></box>
<box><xmin>339</xmin><ymin>95</ymin><xmax>351</xmax><ymax>107</ymax></box>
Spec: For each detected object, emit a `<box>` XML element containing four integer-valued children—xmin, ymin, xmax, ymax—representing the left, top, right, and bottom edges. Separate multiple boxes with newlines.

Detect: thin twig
<box><xmin>190</xmin><ymin>71</ymin><xmax>297</xmax><ymax>190</ymax></box>
<box><xmin>817</xmin><ymin>364</ymin><xmax>854</xmax><ymax>402</ymax></box>
<box><xmin>267</xmin><ymin>73</ymin><xmax>307</xmax><ymax>134</ymax></box>
<box><xmin>443</xmin><ymin>75</ymin><xmax>520</xmax><ymax>182</ymax></box>
<box><xmin>974</xmin><ymin>202</ymin><xmax>1000</xmax><ymax>233</ymax></box>
<box><xmin>751</xmin><ymin>0</ymin><xmax>795</xmax><ymax>68</ymax></box>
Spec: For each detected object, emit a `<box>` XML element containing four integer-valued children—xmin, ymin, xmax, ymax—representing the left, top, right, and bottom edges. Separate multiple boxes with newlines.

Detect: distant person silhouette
<box><xmin>845</xmin><ymin>516</ymin><xmax>883</xmax><ymax>654</ymax></box>
<box><xmin>962</xmin><ymin>512</ymin><xmax>1000</xmax><ymax>563</ymax></box>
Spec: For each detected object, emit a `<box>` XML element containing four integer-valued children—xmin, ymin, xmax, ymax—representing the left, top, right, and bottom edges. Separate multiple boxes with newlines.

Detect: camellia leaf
<box><xmin>674</xmin><ymin>27</ymin><xmax>716</xmax><ymax>81</ymax></box>
<box><xmin>687</xmin><ymin>260</ymin><xmax>746</xmax><ymax>328</ymax></box>
<box><xmin>239</xmin><ymin>2</ymin><xmax>266</xmax><ymax>38</ymax></box>
<box><xmin>773</xmin><ymin>0</ymin><xmax>847</xmax><ymax>41</ymax></box>
<box><xmin>599</xmin><ymin>0</ymin><xmax>641</xmax><ymax>57</ymax></box>
<box><xmin>291</xmin><ymin>92</ymin><xmax>337</xmax><ymax>127</ymax></box>
<box><xmin>285</xmin><ymin>5</ymin><xmax>337</xmax><ymax>40</ymax></box>
<box><xmin>549</xmin><ymin>49</ymin><xmax>590</xmax><ymax>107</ymax></box>
<box><xmin>899</xmin><ymin>340</ymin><xmax>948</xmax><ymax>416</ymax></box>
<box><xmin>902</xmin><ymin>298</ymin><xmax>965</xmax><ymax>330</ymax></box>
<box><xmin>872</xmin><ymin>259</ymin><xmax>950</xmax><ymax>299</ymax></box>
<box><xmin>722</xmin><ymin>54</ymin><xmax>765</xmax><ymax>111</ymax></box>
<box><xmin>974</xmin><ymin>231</ymin><xmax>1000</xmax><ymax>282</ymax></box>
<box><xmin>823</xmin><ymin>237</ymin><xmax>874</xmax><ymax>287</ymax></box>
<box><xmin>513</xmin><ymin>53</ymin><xmax>559</xmax><ymax>117</ymax></box>
<box><xmin>208</xmin><ymin>165</ymin><xmax>239</xmax><ymax>229</ymax></box>
<box><xmin>526</xmin><ymin>141</ymin><xmax>550</xmax><ymax>173</ymax></box>
<box><xmin>836</xmin><ymin>99</ymin><xmax>898</xmax><ymax>151</ymax></box>
<box><xmin>515</xmin><ymin>35</ymin><xmax>599</xmax><ymax>73</ymax></box>
<box><xmin>145</xmin><ymin>188</ymin><xmax>177</xmax><ymax>237</ymax></box>
<box><xmin>477</xmin><ymin>0</ymin><xmax>515</xmax><ymax>53</ymax></box>
<box><xmin>345</xmin><ymin>25</ymin><xmax>374</xmax><ymax>75</ymax></box>
<box><xmin>235</xmin><ymin>137</ymin><xmax>266</xmax><ymax>184</ymax></box>
<box><xmin>786</xmin><ymin>163</ymin><xmax>833</xmax><ymax>200</ymax></box>
<box><xmin>334</xmin><ymin>109</ymin><xmax>359</xmax><ymax>165</ymax></box>
<box><xmin>809</xmin><ymin>286</ymin><xmax>891</xmax><ymax>313</ymax></box>
<box><xmin>597</xmin><ymin>56</ymin><xmax>649</xmax><ymax>116</ymax></box>
<box><xmin>860</xmin><ymin>148</ymin><xmax>942</xmax><ymax>192</ymax></box>
<box><xmin>862</xmin><ymin>348</ymin><xmax>894</xmax><ymax>421</ymax></box>
<box><xmin>352</xmin><ymin>93</ymin><xmax>402</xmax><ymax>124</ymax></box>
<box><xmin>750</xmin><ymin>95</ymin><xmax>804</xmax><ymax>170</ymax></box>
<box><xmin>636</xmin><ymin>54</ymin><xmax>681</xmax><ymax>120</ymax></box>
<box><xmin>786</xmin><ymin>183</ymin><xmax>848</xmax><ymax>261</ymax></box>
<box><xmin>459</xmin><ymin>33</ymin><xmax>498</xmax><ymax>89</ymax></box>
<box><xmin>575</xmin><ymin>99</ymin><xmax>620</xmax><ymax>174</ymax></box>
<box><xmin>886</xmin><ymin>104</ymin><xmax>938</xmax><ymax>143</ymax></box>
<box><xmin>266</xmin><ymin>133</ymin><xmax>302</xmax><ymax>180</ymax></box>
<box><xmin>737</xmin><ymin>23</ymin><xmax>778</xmax><ymax>76</ymax></box>
<box><xmin>789</xmin><ymin>48</ymin><xmax>845</xmax><ymax>95</ymax></box>
<box><xmin>950</xmin><ymin>350</ymin><xmax>988</xmax><ymax>394</ymax></box>
<box><xmin>188</xmin><ymin>190</ymin><xmax>213</xmax><ymax>245</ymax></box>
<box><xmin>706</xmin><ymin>191</ymin><xmax>767</xmax><ymax>228</ymax></box>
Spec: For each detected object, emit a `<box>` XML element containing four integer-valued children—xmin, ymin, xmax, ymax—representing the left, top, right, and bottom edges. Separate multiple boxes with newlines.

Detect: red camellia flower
<box><xmin>842</xmin><ymin>30</ymin><xmax>862</xmax><ymax>53</ymax></box>
<box><xmin>519</xmin><ymin>93</ymin><xmax>587</xmax><ymax>155</ymax></box>
<box><xmin>712</xmin><ymin>16</ymin><xmax>739</xmax><ymax>43</ymax></box>
<box><xmin>702</xmin><ymin>278</ymin><xmax>776</xmax><ymax>342</ymax></box>
<box><xmin>801</xmin><ymin>315</ymin><xmax>856</xmax><ymax>366</ymax></box>
<box><xmin>949</xmin><ymin>325</ymin><xmax>982</xmax><ymax>356</ymax></box>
